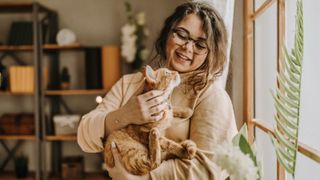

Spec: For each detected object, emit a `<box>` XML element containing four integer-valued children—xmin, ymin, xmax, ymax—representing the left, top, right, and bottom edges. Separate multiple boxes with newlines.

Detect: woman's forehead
<box><xmin>175</xmin><ymin>14</ymin><xmax>207</xmax><ymax>39</ymax></box>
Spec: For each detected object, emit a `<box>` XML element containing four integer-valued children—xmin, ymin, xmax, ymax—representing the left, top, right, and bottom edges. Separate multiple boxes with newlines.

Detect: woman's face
<box><xmin>166</xmin><ymin>13</ymin><xmax>208</xmax><ymax>73</ymax></box>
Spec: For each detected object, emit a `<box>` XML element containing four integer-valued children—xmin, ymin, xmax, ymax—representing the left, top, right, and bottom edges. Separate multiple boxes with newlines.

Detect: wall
<box><xmin>0</xmin><ymin>0</ymin><xmax>183</xmax><ymax>172</ymax></box>
<box><xmin>230</xmin><ymin>0</ymin><xmax>244</xmax><ymax>128</ymax></box>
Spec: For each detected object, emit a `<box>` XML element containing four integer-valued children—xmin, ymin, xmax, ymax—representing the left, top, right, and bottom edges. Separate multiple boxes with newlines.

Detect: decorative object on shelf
<box><xmin>0</xmin><ymin>113</ymin><xmax>35</xmax><ymax>135</ymax></box>
<box><xmin>8</xmin><ymin>21</ymin><xmax>48</xmax><ymax>45</ymax></box>
<box><xmin>101</xmin><ymin>45</ymin><xmax>121</xmax><ymax>90</ymax></box>
<box><xmin>85</xmin><ymin>48</ymin><xmax>102</xmax><ymax>89</ymax></box>
<box><xmin>0</xmin><ymin>62</ymin><xmax>8</xmax><ymax>90</ymax></box>
<box><xmin>9</xmin><ymin>66</ymin><xmax>34</xmax><ymax>93</ymax></box>
<box><xmin>215</xmin><ymin>124</ymin><xmax>262</xmax><ymax>180</ymax></box>
<box><xmin>53</xmin><ymin>114</ymin><xmax>81</xmax><ymax>135</ymax></box>
<box><xmin>121</xmin><ymin>1</ymin><xmax>150</xmax><ymax>71</ymax></box>
<box><xmin>60</xmin><ymin>67</ymin><xmax>70</xmax><ymax>90</ymax></box>
<box><xmin>62</xmin><ymin>156</ymin><xmax>84</xmax><ymax>179</ymax></box>
<box><xmin>14</xmin><ymin>153</ymin><xmax>29</xmax><ymax>179</ymax></box>
<box><xmin>56</xmin><ymin>28</ymin><xmax>77</xmax><ymax>46</ymax></box>
<box><xmin>270</xmin><ymin>0</ymin><xmax>303</xmax><ymax>177</ymax></box>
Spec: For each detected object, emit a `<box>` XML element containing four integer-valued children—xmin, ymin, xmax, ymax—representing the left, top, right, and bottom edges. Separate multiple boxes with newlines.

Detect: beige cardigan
<box><xmin>77</xmin><ymin>72</ymin><xmax>238</xmax><ymax>180</ymax></box>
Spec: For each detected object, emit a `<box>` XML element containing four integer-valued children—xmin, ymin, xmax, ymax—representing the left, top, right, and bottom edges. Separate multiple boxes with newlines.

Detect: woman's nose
<box><xmin>182</xmin><ymin>40</ymin><xmax>194</xmax><ymax>53</ymax></box>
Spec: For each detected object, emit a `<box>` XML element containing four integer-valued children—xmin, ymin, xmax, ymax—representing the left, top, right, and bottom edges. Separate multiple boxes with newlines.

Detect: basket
<box><xmin>53</xmin><ymin>115</ymin><xmax>80</xmax><ymax>135</ymax></box>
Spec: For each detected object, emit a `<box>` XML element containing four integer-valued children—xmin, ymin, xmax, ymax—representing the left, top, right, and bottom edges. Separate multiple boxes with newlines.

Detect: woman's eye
<box><xmin>176</xmin><ymin>31</ymin><xmax>189</xmax><ymax>40</ymax></box>
<box><xmin>195</xmin><ymin>42</ymin><xmax>207</xmax><ymax>49</ymax></box>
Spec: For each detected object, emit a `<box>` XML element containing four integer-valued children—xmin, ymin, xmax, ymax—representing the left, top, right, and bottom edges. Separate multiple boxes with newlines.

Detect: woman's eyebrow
<box><xmin>175</xmin><ymin>26</ymin><xmax>207</xmax><ymax>41</ymax></box>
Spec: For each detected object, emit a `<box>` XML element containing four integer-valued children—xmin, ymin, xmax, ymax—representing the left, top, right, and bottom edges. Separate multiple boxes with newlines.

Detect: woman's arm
<box><xmin>150</xmin><ymin>84</ymin><xmax>238</xmax><ymax>179</ymax></box>
<box><xmin>77</xmin><ymin>73</ymin><xmax>170</xmax><ymax>153</ymax></box>
<box><xmin>77</xmin><ymin>77</ymin><xmax>125</xmax><ymax>153</ymax></box>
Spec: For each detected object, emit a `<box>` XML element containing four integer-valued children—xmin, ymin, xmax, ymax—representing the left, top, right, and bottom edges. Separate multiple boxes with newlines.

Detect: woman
<box><xmin>78</xmin><ymin>1</ymin><xmax>237</xmax><ymax>179</ymax></box>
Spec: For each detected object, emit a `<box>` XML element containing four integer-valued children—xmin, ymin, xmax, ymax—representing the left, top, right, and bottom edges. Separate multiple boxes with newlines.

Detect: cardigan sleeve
<box><xmin>77</xmin><ymin>77</ymin><xmax>124</xmax><ymax>153</ymax></box>
<box><xmin>150</xmin><ymin>84</ymin><xmax>238</xmax><ymax>180</ymax></box>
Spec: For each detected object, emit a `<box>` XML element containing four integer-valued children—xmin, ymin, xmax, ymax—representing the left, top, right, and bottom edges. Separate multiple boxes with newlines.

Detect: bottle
<box><xmin>60</xmin><ymin>67</ymin><xmax>70</xmax><ymax>90</ymax></box>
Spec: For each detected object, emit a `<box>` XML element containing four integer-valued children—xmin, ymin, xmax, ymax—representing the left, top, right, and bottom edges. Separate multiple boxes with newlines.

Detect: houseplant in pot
<box><xmin>14</xmin><ymin>153</ymin><xmax>29</xmax><ymax>178</ymax></box>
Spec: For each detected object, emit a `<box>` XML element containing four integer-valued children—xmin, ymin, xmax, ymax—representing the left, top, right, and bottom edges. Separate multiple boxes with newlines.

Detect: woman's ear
<box><xmin>144</xmin><ymin>65</ymin><xmax>156</xmax><ymax>84</ymax></box>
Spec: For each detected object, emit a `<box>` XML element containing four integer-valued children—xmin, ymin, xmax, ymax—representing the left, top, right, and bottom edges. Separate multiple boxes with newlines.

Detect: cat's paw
<box><xmin>181</xmin><ymin>140</ymin><xmax>197</xmax><ymax>159</ymax></box>
<box><xmin>149</xmin><ymin>128</ymin><xmax>160</xmax><ymax>138</ymax></box>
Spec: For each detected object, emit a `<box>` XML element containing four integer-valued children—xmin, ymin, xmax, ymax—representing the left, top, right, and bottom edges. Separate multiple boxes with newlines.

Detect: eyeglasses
<box><xmin>171</xmin><ymin>28</ymin><xmax>208</xmax><ymax>55</ymax></box>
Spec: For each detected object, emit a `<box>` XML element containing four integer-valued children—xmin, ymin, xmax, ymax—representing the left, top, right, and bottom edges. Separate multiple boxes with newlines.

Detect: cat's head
<box><xmin>143</xmin><ymin>65</ymin><xmax>180</xmax><ymax>93</ymax></box>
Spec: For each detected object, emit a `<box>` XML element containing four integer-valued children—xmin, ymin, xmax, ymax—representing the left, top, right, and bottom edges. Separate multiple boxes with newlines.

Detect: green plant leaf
<box><xmin>274</xmin><ymin>89</ymin><xmax>298</xmax><ymax>109</ymax></box>
<box><xmin>239</xmin><ymin>135</ymin><xmax>257</xmax><ymax>165</ymax></box>
<box><xmin>232</xmin><ymin>124</ymin><xmax>248</xmax><ymax>146</ymax></box>
<box><xmin>274</xmin><ymin>115</ymin><xmax>297</xmax><ymax>140</ymax></box>
<box><xmin>271</xmin><ymin>0</ymin><xmax>303</xmax><ymax>177</ymax></box>
<box><xmin>271</xmin><ymin>136</ymin><xmax>295</xmax><ymax>174</ymax></box>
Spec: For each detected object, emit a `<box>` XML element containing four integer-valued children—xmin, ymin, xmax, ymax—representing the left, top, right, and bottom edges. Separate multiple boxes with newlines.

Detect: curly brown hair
<box><xmin>152</xmin><ymin>1</ymin><xmax>227</xmax><ymax>92</ymax></box>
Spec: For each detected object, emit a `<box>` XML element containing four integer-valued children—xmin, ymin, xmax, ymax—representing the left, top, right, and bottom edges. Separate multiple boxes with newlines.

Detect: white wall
<box><xmin>254</xmin><ymin>0</ymin><xmax>320</xmax><ymax>179</ymax></box>
<box><xmin>0</xmin><ymin>0</ymin><xmax>183</xmax><ymax>172</ymax></box>
<box><xmin>294</xmin><ymin>0</ymin><xmax>320</xmax><ymax>179</ymax></box>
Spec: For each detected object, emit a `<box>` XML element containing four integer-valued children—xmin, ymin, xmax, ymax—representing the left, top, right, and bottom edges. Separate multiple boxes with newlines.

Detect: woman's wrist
<box><xmin>104</xmin><ymin>109</ymin><xmax>129</xmax><ymax>136</ymax></box>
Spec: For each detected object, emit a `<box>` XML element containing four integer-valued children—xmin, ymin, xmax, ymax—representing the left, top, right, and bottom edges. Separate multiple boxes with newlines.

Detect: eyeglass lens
<box><xmin>172</xmin><ymin>29</ymin><xmax>208</xmax><ymax>55</ymax></box>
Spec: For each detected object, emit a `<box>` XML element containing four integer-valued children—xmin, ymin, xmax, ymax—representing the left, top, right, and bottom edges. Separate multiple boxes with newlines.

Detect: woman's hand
<box><xmin>106</xmin><ymin>142</ymin><xmax>150</xmax><ymax>180</ymax></box>
<box><xmin>118</xmin><ymin>90</ymin><xmax>169</xmax><ymax>126</ymax></box>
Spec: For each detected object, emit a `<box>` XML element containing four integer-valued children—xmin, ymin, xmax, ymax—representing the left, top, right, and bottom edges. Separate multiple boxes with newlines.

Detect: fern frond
<box><xmin>271</xmin><ymin>0</ymin><xmax>304</xmax><ymax>178</ymax></box>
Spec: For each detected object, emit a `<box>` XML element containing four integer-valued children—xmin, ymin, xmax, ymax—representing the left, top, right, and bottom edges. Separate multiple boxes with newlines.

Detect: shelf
<box><xmin>0</xmin><ymin>135</ymin><xmax>35</xmax><ymax>140</ymax></box>
<box><xmin>0</xmin><ymin>89</ymin><xmax>107</xmax><ymax>96</ymax></box>
<box><xmin>0</xmin><ymin>44</ymin><xmax>97</xmax><ymax>52</ymax></box>
<box><xmin>0</xmin><ymin>172</ymin><xmax>35</xmax><ymax>180</ymax></box>
<box><xmin>45</xmin><ymin>135</ymin><xmax>77</xmax><ymax>141</ymax></box>
<box><xmin>0</xmin><ymin>91</ymin><xmax>33</xmax><ymax>96</ymax></box>
<box><xmin>49</xmin><ymin>172</ymin><xmax>109</xmax><ymax>180</ymax></box>
<box><xmin>0</xmin><ymin>2</ymin><xmax>52</xmax><ymax>14</ymax></box>
<box><xmin>45</xmin><ymin>89</ymin><xmax>108</xmax><ymax>95</ymax></box>
<box><xmin>0</xmin><ymin>172</ymin><xmax>109</xmax><ymax>180</ymax></box>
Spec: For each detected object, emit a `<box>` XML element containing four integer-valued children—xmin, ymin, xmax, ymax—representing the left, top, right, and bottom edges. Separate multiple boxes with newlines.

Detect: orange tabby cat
<box><xmin>104</xmin><ymin>65</ymin><xmax>197</xmax><ymax>175</ymax></box>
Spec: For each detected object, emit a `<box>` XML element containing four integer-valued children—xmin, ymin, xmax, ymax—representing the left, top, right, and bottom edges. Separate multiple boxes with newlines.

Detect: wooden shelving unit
<box><xmin>0</xmin><ymin>135</ymin><xmax>35</xmax><ymax>140</ymax></box>
<box><xmin>0</xmin><ymin>44</ymin><xmax>99</xmax><ymax>52</ymax></box>
<box><xmin>0</xmin><ymin>172</ymin><xmax>109</xmax><ymax>180</ymax></box>
<box><xmin>0</xmin><ymin>91</ymin><xmax>33</xmax><ymax>96</ymax></box>
<box><xmin>45</xmin><ymin>89</ymin><xmax>107</xmax><ymax>95</ymax></box>
<box><xmin>45</xmin><ymin>135</ymin><xmax>77</xmax><ymax>141</ymax></box>
<box><xmin>0</xmin><ymin>89</ymin><xmax>107</xmax><ymax>96</ymax></box>
<box><xmin>0</xmin><ymin>2</ymin><xmax>114</xmax><ymax>179</ymax></box>
<box><xmin>0</xmin><ymin>172</ymin><xmax>35</xmax><ymax>180</ymax></box>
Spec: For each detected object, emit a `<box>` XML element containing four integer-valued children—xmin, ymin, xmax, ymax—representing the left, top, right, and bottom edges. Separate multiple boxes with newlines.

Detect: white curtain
<box><xmin>200</xmin><ymin>0</ymin><xmax>235</xmax><ymax>88</ymax></box>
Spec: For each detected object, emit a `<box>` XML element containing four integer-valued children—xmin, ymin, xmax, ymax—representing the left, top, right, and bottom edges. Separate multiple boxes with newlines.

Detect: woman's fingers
<box><xmin>146</xmin><ymin>95</ymin><xmax>166</xmax><ymax>107</ymax></box>
<box><xmin>111</xmin><ymin>142</ymin><xmax>121</xmax><ymax>166</ymax></box>
<box><xmin>149</xmin><ymin>102</ymin><xmax>168</xmax><ymax>115</ymax></box>
<box><xmin>139</xmin><ymin>90</ymin><xmax>163</xmax><ymax>101</ymax></box>
<box><xmin>151</xmin><ymin>111</ymin><xmax>164</xmax><ymax>121</ymax></box>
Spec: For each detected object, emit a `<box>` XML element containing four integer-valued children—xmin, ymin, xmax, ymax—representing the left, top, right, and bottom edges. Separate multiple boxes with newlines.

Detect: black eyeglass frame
<box><xmin>171</xmin><ymin>28</ymin><xmax>209</xmax><ymax>55</ymax></box>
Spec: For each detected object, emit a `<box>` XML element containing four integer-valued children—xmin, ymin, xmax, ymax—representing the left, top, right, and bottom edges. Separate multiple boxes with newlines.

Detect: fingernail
<box><xmin>111</xmin><ymin>141</ymin><xmax>116</xmax><ymax>149</ymax></box>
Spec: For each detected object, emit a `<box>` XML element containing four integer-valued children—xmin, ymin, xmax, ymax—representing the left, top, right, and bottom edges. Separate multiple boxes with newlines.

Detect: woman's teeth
<box><xmin>176</xmin><ymin>52</ymin><xmax>191</xmax><ymax>61</ymax></box>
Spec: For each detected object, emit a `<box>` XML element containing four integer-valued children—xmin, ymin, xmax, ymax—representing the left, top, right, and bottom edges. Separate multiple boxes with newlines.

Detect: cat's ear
<box><xmin>144</xmin><ymin>65</ymin><xmax>156</xmax><ymax>84</ymax></box>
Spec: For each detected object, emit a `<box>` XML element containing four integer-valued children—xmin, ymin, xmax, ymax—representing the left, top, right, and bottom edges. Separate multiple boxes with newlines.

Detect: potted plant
<box><xmin>14</xmin><ymin>153</ymin><xmax>29</xmax><ymax>178</ymax></box>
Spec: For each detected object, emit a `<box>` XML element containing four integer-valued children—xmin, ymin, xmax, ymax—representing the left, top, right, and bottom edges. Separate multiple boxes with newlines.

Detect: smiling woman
<box><xmin>78</xmin><ymin>1</ymin><xmax>237</xmax><ymax>180</ymax></box>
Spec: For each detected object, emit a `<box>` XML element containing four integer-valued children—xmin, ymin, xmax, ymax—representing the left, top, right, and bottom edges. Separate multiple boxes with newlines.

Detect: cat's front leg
<box><xmin>149</xmin><ymin>128</ymin><xmax>161</xmax><ymax>169</ymax></box>
<box><xmin>160</xmin><ymin>137</ymin><xmax>197</xmax><ymax>160</ymax></box>
<box><xmin>180</xmin><ymin>140</ymin><xmax>197</xmax><ymax>159</ymax></box>
<box><xmin>104</xmin><ymin>141</ymin><xmax>115</xmax><ymax>168</ymax></box>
